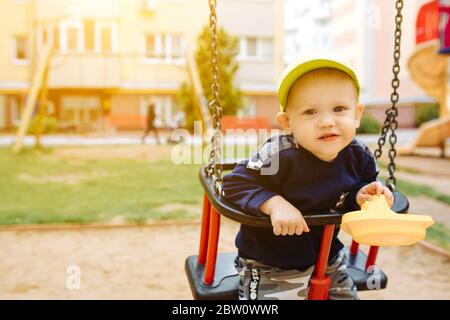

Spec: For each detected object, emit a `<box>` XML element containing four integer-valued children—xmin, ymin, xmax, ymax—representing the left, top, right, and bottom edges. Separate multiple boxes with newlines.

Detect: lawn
<box><xmin>0</xmin><ymin>143</ymin><xmax>257</xmax><ymax>225</ymax></box>
<box><xmin>0</xmin><ymin>145</ymin><xmax>449</xmax><ymax>252</ymax></box>
<box><xmin>0</xmin><ymin>147</ymin><xmax>205</xmax><ymax>224</ymax></box>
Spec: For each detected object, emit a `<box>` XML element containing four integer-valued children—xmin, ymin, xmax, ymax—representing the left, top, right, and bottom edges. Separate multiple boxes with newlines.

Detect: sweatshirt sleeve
<box><xmin>222</xmin><ymin>160</ymin><xmax>281</xmax><ymax>217</ymax></box>
<box><xmin>344</xmin><ymin>146</ymin><xmax>380</xmax><ymax>211</ymax></box>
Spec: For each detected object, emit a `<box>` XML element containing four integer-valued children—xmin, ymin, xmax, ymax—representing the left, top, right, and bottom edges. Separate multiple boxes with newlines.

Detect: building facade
<box><xmin>0</xmin><ymin>0</ymin><xmax>282</xmax><ymax>131</ymax></box>
<box><xmin>331</xmin><ymin>0</ymin><xmax>436</xmax><ymax>127</ymax></box>
<box><xmin>283</xmin><ymin>0</ymin><xmax>332</xmax><ymax>64</ymax></box>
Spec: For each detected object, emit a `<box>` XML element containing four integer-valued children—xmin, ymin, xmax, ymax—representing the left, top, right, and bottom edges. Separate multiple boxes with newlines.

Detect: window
<box><xmin>67</xmin><ymin>27</ymin><xmax>79</xmax><ymax>51</ymax></box>
<box><xmin>53</xmin><ymin>26</ymin><xmax>60</xmax><ymax>50</ymax></box>
<box><xmin>246</xmin><ymin>37</ymin><xmax>258</xmax><ymax>57</ymax></box>
<box><xmin>144</xmin><ymin>34</ymin><xmax>184</xmax><ymax>62</ymax></box>
<box><xmin>239</xmin><ymin>37</ymin><xmax>273</xmax><ymax>60</ymax></box>
<box><xmin>10</xmin><ymin>96</ymin><xmax>22</xmax><ymax>127</ymax></box>
<box><xmin>61</xmin><ymin>96</ymin><xmax>102</xmax><ymax>131</ymax></box>
<box><xmin>60</xmin><ymin>20</ymin><xmax>82</xmax><ymax>53</ymax></box>
<box><xmin>84</xmin><ymin>20</ymin><xmax>95</xmax><ymax>51</ymax></box>
<box><xmin>13</xmin><ymin>36</ymin><xmax>28</xmax><ymax>61</ymax></box>
<box><xmin>171</xmin><ymin>35</ymin><xmax>183</xmax><ymax>59</ymax></box>
<box><xmin>96</xmin><ymin>22</ymin><xmax>116</xmax><ymax>53</ymax></box>
<box><xmin>145</xmin><ymin>34</ymin><xmax>162</xmax><ymax>58</ymax></box>
<box><xmin>260</xmin><ymin>38</ymin><xmax>273</xmax><ymax>59</ymax></box>
<box><xmin>37</xmin><ymin>24</ymin><xmax>61</xmax><ymax>52</ymax></box>
<box><xmin>100</xmin><ymin>26</ymin><xmax>112</xmax><ymax>52</ymax></box>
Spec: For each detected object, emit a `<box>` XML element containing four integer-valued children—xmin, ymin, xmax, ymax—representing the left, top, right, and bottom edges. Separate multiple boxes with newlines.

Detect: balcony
<box><xmin>48</xmin><ymin>54</ymin><xmax>121</xmax><ymax>88</ymax></box>
<box><xmin>35</xmin><ymin>0</ymin><xmax>120</xmax><ymax>21</ymax></box>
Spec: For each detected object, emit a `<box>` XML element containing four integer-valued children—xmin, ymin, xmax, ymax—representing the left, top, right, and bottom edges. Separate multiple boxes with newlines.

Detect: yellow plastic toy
<box><xmin>341</xmin><ymin>195</ymin><xmax>434</xmax><ymax>246</ymax></box>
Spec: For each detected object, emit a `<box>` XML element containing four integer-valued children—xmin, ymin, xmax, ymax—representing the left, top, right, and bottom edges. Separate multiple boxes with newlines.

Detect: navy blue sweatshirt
<box><xmin>222</xmin><ymin>135</ymin><xmax>379</xmax><ymax>270</ymax></box>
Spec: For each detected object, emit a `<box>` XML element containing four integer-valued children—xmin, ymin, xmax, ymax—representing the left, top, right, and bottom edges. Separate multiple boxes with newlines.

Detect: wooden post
<box><xmin>35</xmin><ymin>68</ymin><xmax>49</xmax><ymax>149</ymax></box>
<box><xmin>12</xmin><ymin>41</ymin><xmax>52</xmax><ymax>154</ymax></box>
<box><xmin>186</xmin><ymin>47</ymin><xmax>213</xmax><ymax>132</ymax></box>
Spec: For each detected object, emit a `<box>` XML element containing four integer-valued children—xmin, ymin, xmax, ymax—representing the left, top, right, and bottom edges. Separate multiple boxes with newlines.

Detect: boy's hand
<box><xmin>356</xmin><ymin>181</ymin><xmax>394</xmax><ymax>208</ymax></box>
<box><xmin>259</xmin><ymin>195</ymin><xmax>310</xmax><ymax>236</ymax></box>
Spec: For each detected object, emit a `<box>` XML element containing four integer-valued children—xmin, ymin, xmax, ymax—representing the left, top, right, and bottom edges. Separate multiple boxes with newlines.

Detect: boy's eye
<box><xmin>334</xmin><ymin>106</ymin><xmax>347</xmax><ymax>112</ymax></box>
<box><xmin>303</xmin><ymin>109</ymin><xmax>317</xmax><ymax>116</ymax></box>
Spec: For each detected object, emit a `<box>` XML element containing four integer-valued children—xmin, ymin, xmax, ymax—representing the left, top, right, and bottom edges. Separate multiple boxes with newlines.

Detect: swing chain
<box><xmin>207</xmin><ymin>0</ymin><xmax>224</xmax><ymax>196</ymax></box>
<box><xmin>373</xmin><ymin>0</ymin><xmax>403</xmax><ymax>192</ymax></box>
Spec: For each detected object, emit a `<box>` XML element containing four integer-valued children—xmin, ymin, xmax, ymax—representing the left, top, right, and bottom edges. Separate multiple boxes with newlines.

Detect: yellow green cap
<box><xmin>277</xmin><ymin>53</ymin><xmax>360</xmax><ymax>112</ymax></box>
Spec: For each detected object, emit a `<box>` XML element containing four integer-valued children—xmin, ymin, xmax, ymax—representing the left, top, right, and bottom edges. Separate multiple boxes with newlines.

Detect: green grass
<box><xmin>379</xmin><ymin>175</ymin><xmax>450</xmax><ymax>206</ymax></box>
<box><xmin>378</xmin><ymin>175</ymin><xmax>450</xmax><ymax>251</ymax></box>
<box><xmin>1</xmin><ymin>145</ymin><xmax>449</xmax><ymax>253</ymax></box>
<box><xmin>378</xmin><ymin>161</ymin><xmax>420</xmax><ymax>175</ymax></box>
<box><xmin>426</xmin><ymin>223</ymin><xmax>450</xmax><ymax>251</ymax></box>
<box><xmin>0</xmin><ymin>147</ymin><xmax>204</xmax><ymax>225</ymax></box>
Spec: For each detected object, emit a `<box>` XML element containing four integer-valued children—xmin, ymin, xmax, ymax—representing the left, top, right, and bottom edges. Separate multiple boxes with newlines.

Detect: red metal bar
<box><xmin>365</xmin><ymin>246</ymin><xmax>379</xmax><ymax>271</ymax></box>
<box><xmin>350</xmin><ymin>240</ymin><xmax>359</xmax><ymax>256</ymax></box>
<box><xmin>203</xmin><ymin>206</ymin><xmax>221</xmax><ymax>285</ymax></box>
<box><xmin>197</xmin><ymin>193</ymin><xmax>211</xmax><ymax>265</ymax></box>
<box><xmin>308</xmin><ymin>224</ymin><xmax>335</xmax><ymax>300</ymax></box>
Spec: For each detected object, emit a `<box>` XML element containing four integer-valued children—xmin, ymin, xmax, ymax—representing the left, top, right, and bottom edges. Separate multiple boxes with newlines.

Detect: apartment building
<box><xmin>331</xmin><ymin>0</ymin><xmax>436</xmax><ymax>127</ymax></box>
<box><xmin>0</xmin><ymin>0</ymin><xmax>282</xmax><ymax>131</ymax></box>
<box><xmin>283</xmin><ymin>0</ymin><xmax>332</xmax><ymax>64</ymax></box>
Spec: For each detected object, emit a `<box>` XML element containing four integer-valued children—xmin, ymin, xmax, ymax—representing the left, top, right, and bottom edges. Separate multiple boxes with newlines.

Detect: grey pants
<box><xmin>235</xmin><ymin>249</ymin><xmax>358</xmax><ymax>300</ymax></box>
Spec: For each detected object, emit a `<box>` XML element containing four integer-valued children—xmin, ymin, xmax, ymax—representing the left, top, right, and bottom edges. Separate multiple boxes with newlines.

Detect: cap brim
<box><xmin>278</xmin><ymin>59</ymin><xmax>360</xmax><ymax>111</ymax></box>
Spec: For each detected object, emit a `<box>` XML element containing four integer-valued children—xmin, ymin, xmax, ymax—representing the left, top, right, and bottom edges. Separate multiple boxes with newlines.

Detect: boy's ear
<box><xmin>355</xmin><ymin>103</ymin><xmax>365</xmax><ymax>129</ymax></box>
<box><xmin>276</xmin><ymin>111</ymin><xmax>291</xmax><ymax>133</ymax></box>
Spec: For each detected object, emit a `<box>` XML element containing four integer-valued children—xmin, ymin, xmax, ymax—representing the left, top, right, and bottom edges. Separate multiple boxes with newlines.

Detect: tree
<box><xmin>178</xmin><ymin>25</ymin><xmax>243</xmax><ymax>131</ymax></box>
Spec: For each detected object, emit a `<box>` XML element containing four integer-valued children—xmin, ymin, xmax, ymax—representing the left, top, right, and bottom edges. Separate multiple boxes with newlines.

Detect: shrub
<box><xmin>356</xmin><ymin>113</ymin><xmax>381</xmax><ymax>134</ymax></box>
<box><xmin>27</xmin><ymin>115</ymin><xmax>59</xmax><ymax>134</ymax></box>
<box><xmin>415</xmin><ymin>103</ymin><xmax>439</xmax><ymax>127</ymax></box>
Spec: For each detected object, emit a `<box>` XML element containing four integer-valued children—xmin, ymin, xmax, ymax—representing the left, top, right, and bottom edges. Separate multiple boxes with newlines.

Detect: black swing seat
<box><xmin>186</xmin><ymin>249</ymin><xmax>387</xmax><ymax>300</ymax></box>
<box><xmin>186</xmin><ymin>165</ymin><xmax>409</xmax><ymax>300</ymax></box>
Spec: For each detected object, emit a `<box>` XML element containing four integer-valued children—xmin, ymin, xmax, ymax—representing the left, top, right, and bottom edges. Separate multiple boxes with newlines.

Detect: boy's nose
<box><xmin>318</xmin><ymin>115</ymin><xmax>335</xmax><ymax>127</ymax></box>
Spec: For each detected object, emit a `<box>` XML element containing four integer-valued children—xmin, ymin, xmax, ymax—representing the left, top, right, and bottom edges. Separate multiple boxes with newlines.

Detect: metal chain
<box><xmin>373</xmin><ymin>0</ymin><xmax>403</xmax><ymax>192</ymax></box>
<box><xmin>207</xmin><ymin>0</ymin><xmax>224</xmax><ymax>196</ymax></box>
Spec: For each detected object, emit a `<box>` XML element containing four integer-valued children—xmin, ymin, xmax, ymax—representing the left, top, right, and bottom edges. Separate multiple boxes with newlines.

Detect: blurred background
<box><xmin>0</xmin><ymin>0</ymin><xmax>447</xmax><ymax>135</ymax></box>
<box><xmin>0</xmin><ymin>0</ymin><xmax>448</xmax><ymax>300</ymax></box>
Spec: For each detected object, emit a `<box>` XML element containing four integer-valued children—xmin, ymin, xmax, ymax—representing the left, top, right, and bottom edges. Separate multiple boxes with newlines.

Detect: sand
<box><xmin>0</xmin><ymin>219</ymin><xmax>448</xmax><ymax>300</ymax></box>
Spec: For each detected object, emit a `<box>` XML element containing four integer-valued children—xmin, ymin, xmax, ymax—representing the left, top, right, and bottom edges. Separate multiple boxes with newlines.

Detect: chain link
<box><xmin>373</xmin><ymin>0</ymin><xmax>403</xmax><ymax>192</ymax></box>
<box><xmin>207</xmin><ymin>0</ymin><xmax>224</xmax><ymax>196</ymax></box>
<box><xmin>207</xmin><ymin>0</ymin><xmax>403</xmax><ymax>194</ymax></box>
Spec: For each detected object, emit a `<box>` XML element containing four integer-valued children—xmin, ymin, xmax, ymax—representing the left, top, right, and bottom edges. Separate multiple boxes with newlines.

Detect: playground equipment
<box><xmin>12</xmin><ymin>41</ymin><xmax>53</xmax><ymax>154</ymax></box>
<box><xmin>186</xmin><ymin>47</ymin><xmax>213</xmax><ymax>132</ymax></box>
<box><xmin>341</xmin><ymin>195</ymin><xmax>433</xmax><ymax>247</ymax></box>
<box><xmin>185</xmin><ymin>0</ymin><xmax>434</xmax><ymax>300</ymax></box>
<box><xmin>402</xmin><ymin>0</ymin><xmax>450</xmax><ymax>157</ymax></box>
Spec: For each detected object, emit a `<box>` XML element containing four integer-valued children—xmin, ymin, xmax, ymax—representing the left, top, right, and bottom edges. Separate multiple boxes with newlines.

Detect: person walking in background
<box><xmin>142</xmin><ymin>102</ymin><xmax>161</xmax><ymax>144</ymax></box>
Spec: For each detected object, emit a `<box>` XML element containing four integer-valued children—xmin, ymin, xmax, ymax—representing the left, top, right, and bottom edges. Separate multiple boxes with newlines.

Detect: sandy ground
<box><xmin>0</xmin><ymin>218</ymin><xmax>449</xmax><ymax>300</ymax></box>
<box><xmin>1</xmin><ymin>145</ymin><xmax>448</xmax><ymax>300</ymax></box>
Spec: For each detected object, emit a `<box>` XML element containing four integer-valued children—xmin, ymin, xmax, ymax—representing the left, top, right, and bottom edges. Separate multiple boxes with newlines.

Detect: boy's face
<box><xmin>277</xmin><ymin>69</ymin><xmax>364</xmax><ymax>162</ymax></box>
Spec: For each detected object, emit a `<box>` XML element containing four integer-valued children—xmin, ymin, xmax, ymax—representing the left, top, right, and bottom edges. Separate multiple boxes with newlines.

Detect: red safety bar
<box><xmin>198</xmin><ymin>193</ymin><xmax>211</xmax><ymax>265</ymax></box>
<box><xmin>365</xmin><ymin>246</ymin><xmax>379</xmax><ymax>271</ymax></box>
<box><xmin>308</xmin><ymin>224</ymin><xmax>335</xmax><ymax>300</ymax></box>
<box><xmin>350</xmin><ymin>240</ymin><xmax>379</xmax><ymax>271</ymax></box>
<box><xmin>203</xmin><ymin>205</ymin><xmax>221</xmax><ymax>285</ymax></box>
<box><xmin>350</xmin><ymin>240</ymin><xmax>359</xmax><ymax>256</ymax></box>
<box><xmin>197</xmin><ymin>195</ymin><xmax>380</xmax><ymax>298</ymax></box>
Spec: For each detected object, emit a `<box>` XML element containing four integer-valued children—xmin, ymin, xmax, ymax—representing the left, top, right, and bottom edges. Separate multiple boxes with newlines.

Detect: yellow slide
<box><xmin>403</xmin><ymin>40</ymin><xmax>450</xmax><ymax>157</ymax></box>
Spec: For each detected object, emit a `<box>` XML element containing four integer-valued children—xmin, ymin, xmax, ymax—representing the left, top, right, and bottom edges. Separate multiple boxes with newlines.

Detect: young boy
<box><xmin>222</xmin><ymin>53</ymin><xmax>394</xmax><ymax>300</ymax></box>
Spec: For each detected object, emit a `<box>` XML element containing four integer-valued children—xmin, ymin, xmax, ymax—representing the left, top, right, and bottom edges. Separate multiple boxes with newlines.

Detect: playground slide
<box><xmin>186</xmin><ymin>48</ymin><xmax>213</xmax><ymax>132</ymax></box>
<box><xmin>402</xmin><ymin>40</ymin><xmax>450</xmax><ymax>156</ymax></box>
<box><xmin>12</xmin><ymin>41</ymin><xmax>53</xmax><ymax>154</ymax></box>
